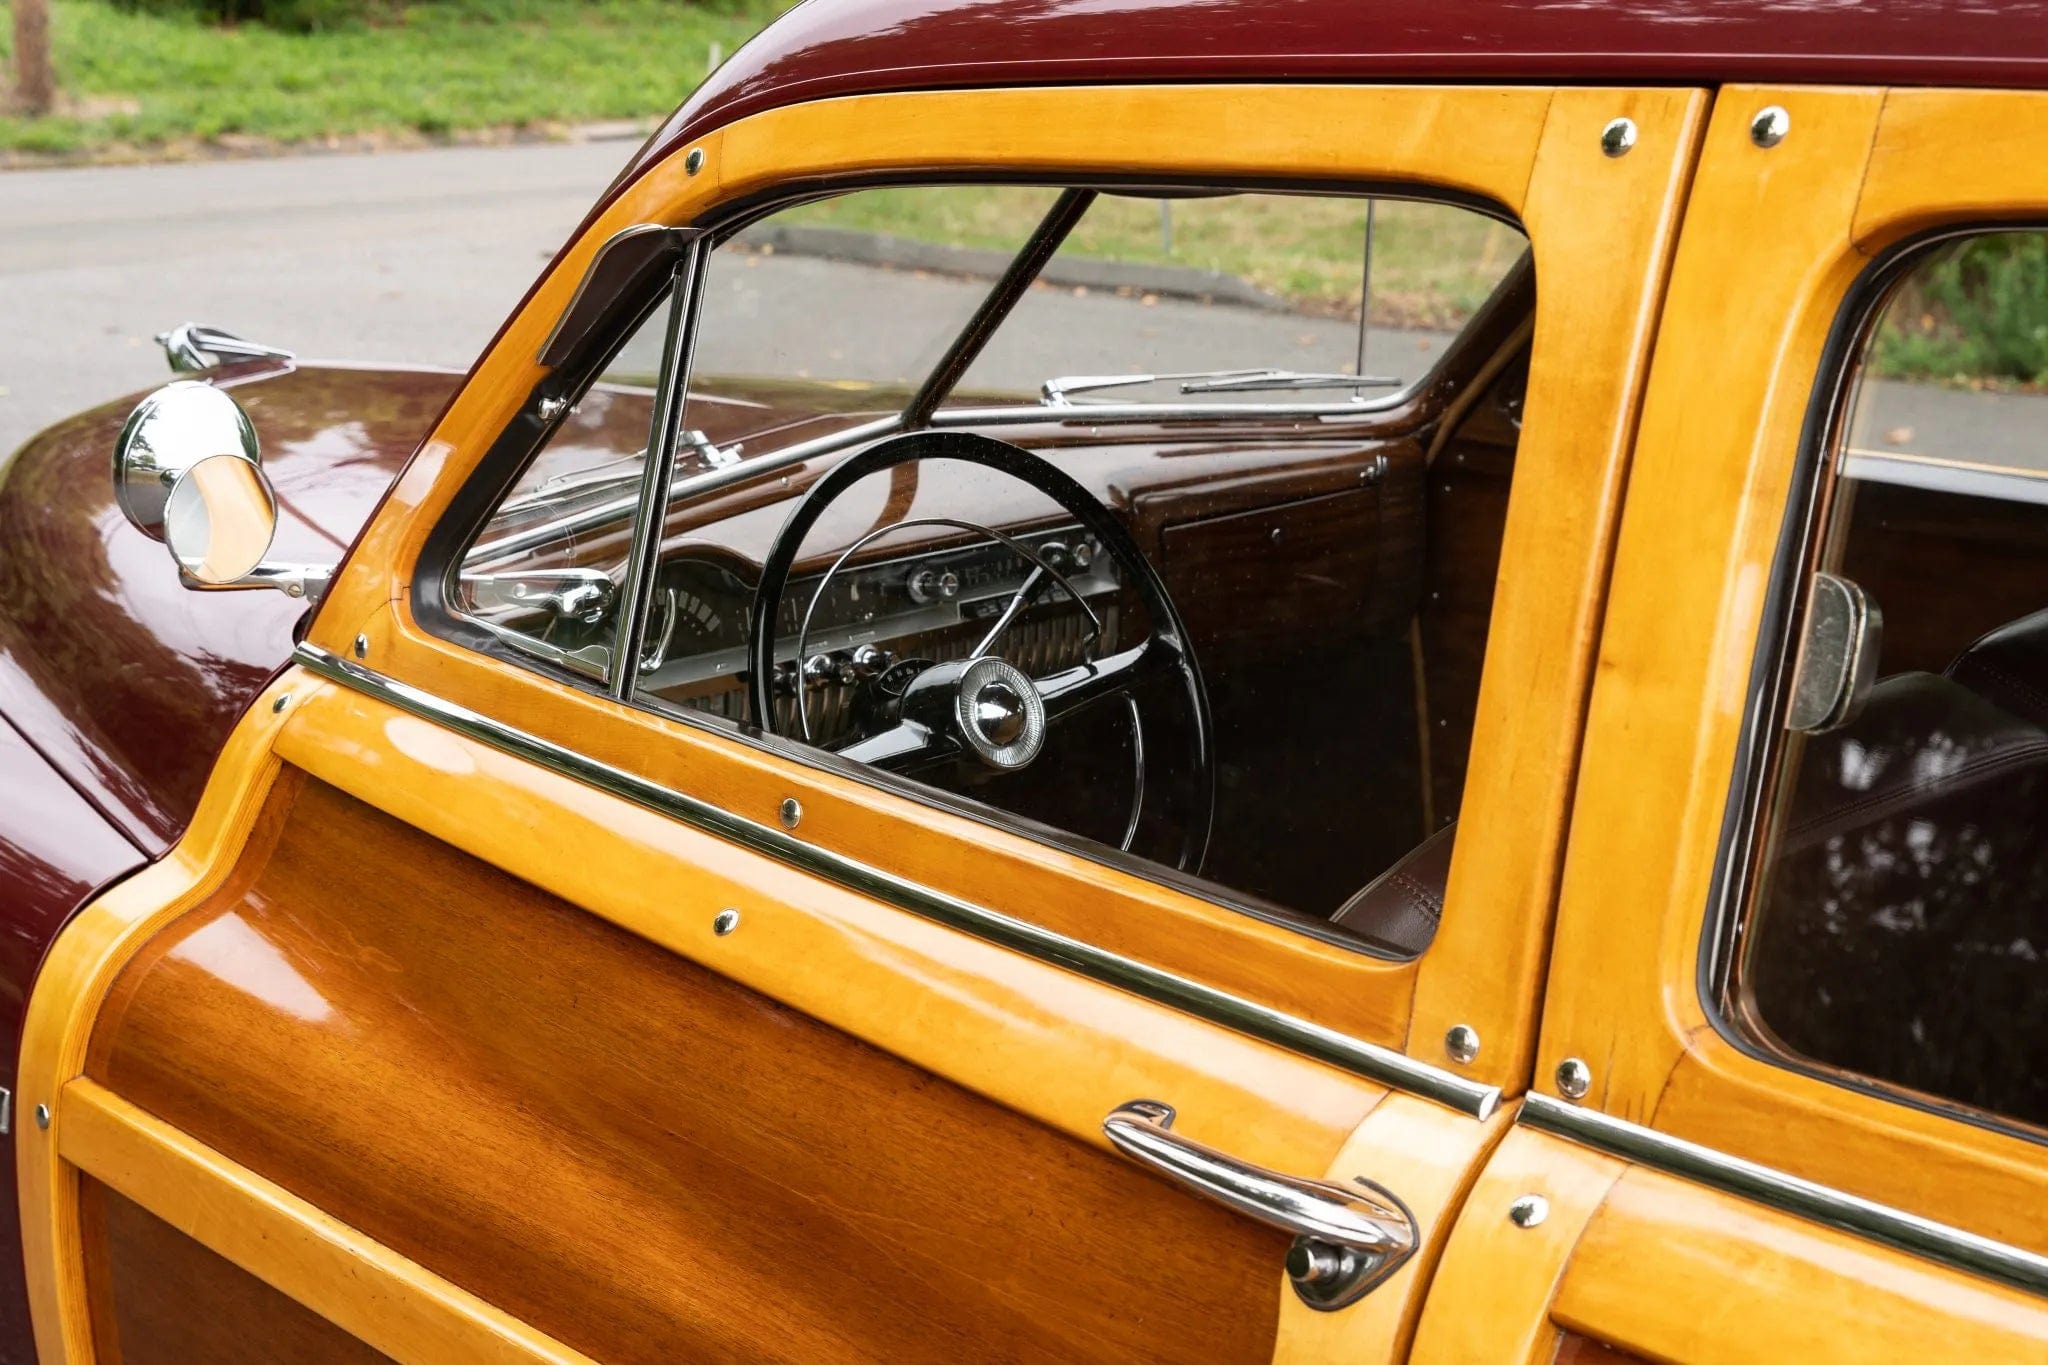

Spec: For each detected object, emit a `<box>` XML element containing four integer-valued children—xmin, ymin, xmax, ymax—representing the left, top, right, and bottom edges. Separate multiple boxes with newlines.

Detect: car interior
<box><xmin>453</xmin><ymin>183</ymin><xmax>1538</xmax><ymax>955</ymax></box>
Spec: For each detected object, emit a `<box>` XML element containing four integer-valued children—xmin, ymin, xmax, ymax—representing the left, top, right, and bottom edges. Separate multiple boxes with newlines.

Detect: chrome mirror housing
<box><xmin>113</xmin><ymin>380</ymin><xmax>330</xmax><ymax>600</ymax></box>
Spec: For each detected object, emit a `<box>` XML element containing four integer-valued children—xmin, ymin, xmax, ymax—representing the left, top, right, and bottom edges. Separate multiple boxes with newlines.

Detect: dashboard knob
<box><xmin>802</xmin><ymin>653</ymin><xmax>835</xmax><ymax>689</ymax></box>
<box><xmin>772</xmin><ymin>660</ymin><xmax>798</xmax><ymax>697</ymax></box>
<box><xmin>1070</xmin><ymin>538</ymin><xmax>1096</xmax><ymax>571</ymax></box>
<box><xmin>1040</xmin><ymin>541</ymin><xmax>1071</xmax><ymax>571</ymax></box>
<box><xmin>851</xmin><ymin>643</ymin><xmax>893</xmax><ymax>676</ymax></box>
<box><xmin>907</xmin><ymin>567</ymin><xmax>962</xmax><ymax>605</ymax></box>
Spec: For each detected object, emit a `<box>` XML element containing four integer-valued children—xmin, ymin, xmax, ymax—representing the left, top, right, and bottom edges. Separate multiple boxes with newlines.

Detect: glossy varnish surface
<box><xmin>85</xmin><ymin>775</ymin><xmax>1288</xmax><ymax>1364</ymax></box>
<box><xmin>80</xmin><ymin>1178</ymin><xmax>391</xmax><ymax>1365</ymax></box>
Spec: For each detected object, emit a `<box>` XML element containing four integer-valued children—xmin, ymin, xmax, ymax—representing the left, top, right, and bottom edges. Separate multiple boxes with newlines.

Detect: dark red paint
<box><xmin>0</xmin><ymin>362</ymin><xmax>458</xmax><ymax>855</ymax></box>
<box><xmin>610</xmin><ymin>0</ymin><xmax>2048</xmax><ymax>216</ymax></box>
<box><xmin>0</xmin><ymin>716</ymin><xmax>142</xmax><ymax>1361</ymax></box>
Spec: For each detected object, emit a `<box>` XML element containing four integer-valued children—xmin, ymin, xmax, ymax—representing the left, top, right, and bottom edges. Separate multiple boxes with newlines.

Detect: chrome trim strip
<box><xmin>292</xmin><ymin>641</ymin><xmax>1501</xmax><ymax>1121</ymax></box>
<box><xmin>1521</xmin><ymin>1093</ymin><xmax>2048</xmax><ymax>1299</ymax></box>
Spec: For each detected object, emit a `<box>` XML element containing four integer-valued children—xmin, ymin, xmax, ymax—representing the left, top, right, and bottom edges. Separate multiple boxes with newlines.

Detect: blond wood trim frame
<box><xmin>18</xmin><ymin>677</ymin><xmax>300</xmax><ymax>1363</ymax></box>
<box><xmin>301</xmin><ymin>81</ymin><xmax>1706</xmax><ymax>1096</ymax></box>
<box><xmin>1541</xmin><ymin>83</ymin><xmax>2048</xmax><ymax>1261</ymax></box>
<box><xmin>60</xmin><ymin>1080</ymin><xmax>595</xmax><ymax>1365</ymax></box>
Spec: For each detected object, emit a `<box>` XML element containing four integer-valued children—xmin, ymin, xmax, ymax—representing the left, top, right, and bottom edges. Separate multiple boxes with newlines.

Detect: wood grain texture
<box><xmin>1854</xmin><ymin>89</ymin><xmax>2048</xmax><ymax>250</ymax></box>
<box><xmin>1406</xmin><ymin>86</ymin><xmax>1709</xmax><ymax>1086</ymax></box>
<box><xmin>1409</xmin><ymin>1125</ymin><xmax>1626</xmax><ymax>1365</ymax></box>
<box><xmin>87</xmin><ymin>775</ymin><xmax>1292</xmax><ymax>1365</ymax></box>
<box><xmin>1551</xmin><ymin>1334</ymin><xmax>1647</xmax><ymax>1365</ymax></box>
<box><xmin>1552</xmin><ymin>1165</ymin><xmax>2048</xmax><ymax>1363</ymax></box>
<box><xmin>310</xmin><ymin>82</ymin><xmax>1704</xmax><ymax>1089</ymax></box>
<box><xmin>61</xmin><ymin>1081</ymin><xmax>595</xmax><ymax>1365</ymax></box>
<box><xmin>16</xmin><ymin>673</ymin><xmax>303</xmax><ymax>1365</ymax></box>
<box><xmin>81</xmin><ymin>1177</ymin><xmax>391</xmax><ymax>1365</ymax></box>
<box><xmin>1539</xmin><ymin>83</ymin><xmax>2048</xmax><ymax>1266</ymax></box>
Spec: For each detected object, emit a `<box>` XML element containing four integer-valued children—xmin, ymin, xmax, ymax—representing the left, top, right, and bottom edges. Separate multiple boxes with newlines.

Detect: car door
<box><xmin>16</xmin><ymin>82</ymin><xmax>1702</xmax><ymax>1363</ymax></box>
<box><xmin>1412</xmin><ymin>86</ymin><xmax>2048</xmax><ymax>1362</ymax></box>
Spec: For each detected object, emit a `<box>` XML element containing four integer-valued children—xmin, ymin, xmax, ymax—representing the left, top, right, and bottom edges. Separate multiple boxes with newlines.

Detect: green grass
<box><xmin>0</xmin><ymin>0</ymin><xmax>784</xmax><ymax>155</ymax></box>
<box><xmin>781</xmin><ymin>187</ymin><xmax>1528</xmax><ymax>330</ymax></box>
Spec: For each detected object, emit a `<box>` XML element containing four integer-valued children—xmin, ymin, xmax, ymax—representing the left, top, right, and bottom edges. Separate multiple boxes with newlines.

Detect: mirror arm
<box><xmin>176</xmin><ymin>560</ymin><xmax>334</xmax><ymax>602</ymax></box>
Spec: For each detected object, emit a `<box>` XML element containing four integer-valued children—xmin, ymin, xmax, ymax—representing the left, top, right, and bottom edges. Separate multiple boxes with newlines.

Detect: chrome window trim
<box><xmin>292</xmin><ymin>640</ymin><xmax>1501</xmax><ymax>1121</ymax></box>
<box><xmin>1521</xmin><ymin>1093</ymin><xmax>2048</xmax><ymax>1300</ymax></box>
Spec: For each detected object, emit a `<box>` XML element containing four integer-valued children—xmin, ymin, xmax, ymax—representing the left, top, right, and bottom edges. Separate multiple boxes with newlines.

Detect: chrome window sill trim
<box><xmin>1521</xmin><ymin>1092</ymin><xmax>2048</xmax><ymax>1300</ymax></box>
<box><xmin>293</xmin><ymin>641</ymin><xmax>1500</xmax><ymax>1121</ymax></box>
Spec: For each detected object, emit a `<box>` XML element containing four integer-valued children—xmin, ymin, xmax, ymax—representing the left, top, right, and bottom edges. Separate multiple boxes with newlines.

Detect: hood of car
<box><xmin>0</xmin><ymin>361</ymin><xmax>461</xmax><ymax>855</ymax></box>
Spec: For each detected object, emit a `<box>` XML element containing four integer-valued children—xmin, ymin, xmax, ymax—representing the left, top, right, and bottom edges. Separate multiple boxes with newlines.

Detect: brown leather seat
<box><xmin>1947</xmin><ymin>606</ymin><xmax>2048</xmax><ymax>724</ymax></box>
<box><xmin>1748</xmin><ymin>670</ymin><xmax>2048</xmax><ymax>1127</ymax></box>
<box><xmin>1330</xmin><ymin>821</ymin><xmax>1455</xmax><ymax>956</ymax></box>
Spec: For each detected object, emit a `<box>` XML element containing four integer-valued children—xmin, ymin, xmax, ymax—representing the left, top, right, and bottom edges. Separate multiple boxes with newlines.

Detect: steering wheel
<box><xmin>747</xmin><ymin>430</ymin><xmax>1214</xmax><ymax>872</ymax></box>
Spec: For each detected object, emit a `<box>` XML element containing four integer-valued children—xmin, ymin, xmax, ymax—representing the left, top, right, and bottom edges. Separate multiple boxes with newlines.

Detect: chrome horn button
<box><xmin>954</xmin><ymin>656</ymin><xmax>1046</xmax><ymax>769</ymax></box>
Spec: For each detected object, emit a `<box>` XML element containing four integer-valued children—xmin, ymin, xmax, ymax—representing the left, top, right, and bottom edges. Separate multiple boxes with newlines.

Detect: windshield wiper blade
<box><xmin>1040</xmin><ymin>368</ymin><xmax>1400</xmax><ymax>405</ymax></box>
<box><xmin>1179</xmin><ymin>369</ymin><xmax>1401</xmax><ymax>394</ymax></box>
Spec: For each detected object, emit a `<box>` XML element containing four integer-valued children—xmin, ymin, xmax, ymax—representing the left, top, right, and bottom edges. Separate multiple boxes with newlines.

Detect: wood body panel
<box><xmin>62</xmin><ymin>1079</ymin><xmax>593</xmax><ymax>1365</ymax></box>
<box><xmin>85</xmin><ymin>774</ymin><xmax>1292</xmax><ymax>1364</ymax></box>
<box><xmin>81</xmin><ymin>1178</ymin><xmax>391</xmax><ymax>1365</ymax></box>
<box><xmin>1551</xmin><ymin>1165</ymin><xmax>2048</xmax><ymax>1362</ymax></box>
<box><xmin>1409</xmin><ymin>1126</ymin><xmax>1625</xmax><ymax>1365</ymax></box>
<box><xmin>1541</xmin><ymin>83</ymin><xmax>2048</xmax><ymax>1245</ymax></box>
<box><xmin>303</xmin><ymin>81</ymin><xmax>1705</xmax><ymax>1097</ymax></box>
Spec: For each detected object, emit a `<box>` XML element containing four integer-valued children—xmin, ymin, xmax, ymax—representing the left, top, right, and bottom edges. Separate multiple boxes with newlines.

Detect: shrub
<box><xmin>1872</xmin><ymin>234</ymin><xmax>2048</xmax><ymax>386</ymax></box>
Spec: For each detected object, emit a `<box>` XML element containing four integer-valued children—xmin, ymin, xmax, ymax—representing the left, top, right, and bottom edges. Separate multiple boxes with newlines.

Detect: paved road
<box><xmin>4</xmin><ymin>141</ymin><xmax>2044</xmax><ymax>479</ymax></box>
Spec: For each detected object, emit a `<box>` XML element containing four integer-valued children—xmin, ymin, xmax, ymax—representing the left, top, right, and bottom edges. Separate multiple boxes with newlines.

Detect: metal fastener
<box><xmin>1556</xmin><ymin>1057</ymin><xmax>1593</xmax><ymax>1100</ymax></box>
<box><xmin>272</xmin><ymin>693</ymin><xmax>291</xmax><ymax>713</ymax></box>
<box><xmin>353</xmin><ymin>633</ymin><xmax>369</xmax><ymax>660</ymax></box>
<box><xmin>1750</xmin><ymin>105</ymin><xmax>1791</xmax><ymax>149</ymax></box>
<box><xmin>778</xmin><ymin>797</ymin><xmax>802</xmax><ymax>829</ymax></box>
<box><xmin>537</xmin><ymin>395</ymin><xmax>569</xmax><ymax>422</ymax></box>
<box><xmin>1600</xmin><ymin>117</ymin><xmax>1637</xmax><ymax>158</ymax></box>
<box><xmin>685</xmin><ymin>147</ymin><xmax>706</xmax><ymax>176</ymax></box>
<box><xmin>33</xmin><ymin>1104</ymin><xmax>50</xmax><ymax>1131</ymax></box>
<box><xmin>1508</xmin><ymin>1194</ymin><xmax>1549</xmax><ymax>1228</ymax></box>
<box><xmin>713</xmin><ymin>908</ymin><xmax>740</xmax><ymax>936</ymax></box>
<box><xmin>1444</xmin><ymin>1024</ymin><xmax>1481</xmax><ymax>1065</ymax></box>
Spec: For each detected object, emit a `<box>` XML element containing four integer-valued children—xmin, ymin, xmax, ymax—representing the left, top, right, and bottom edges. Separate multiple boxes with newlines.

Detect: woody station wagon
<box><xmin>6</xmin><ymin>0</ymin><xmax>2048</xmax><ymax>1359</ymax></box>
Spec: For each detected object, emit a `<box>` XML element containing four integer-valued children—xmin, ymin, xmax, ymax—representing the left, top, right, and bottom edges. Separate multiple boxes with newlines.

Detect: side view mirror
<box><xmin>1786</xmin><ymin>571</ymin><xmax>1883</xmax><ymax>734</ymax></box>
<box><xmin>113</xmin><ymin>380</ymin><xmax>330</xmax><ymax>600</ymax></box>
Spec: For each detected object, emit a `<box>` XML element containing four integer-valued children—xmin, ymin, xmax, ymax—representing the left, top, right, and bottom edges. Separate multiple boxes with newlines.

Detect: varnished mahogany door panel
<box><xmin>85</xmin><ymin>776</ymin><xmax>1285</xmax><ymax>1364</ymax></box>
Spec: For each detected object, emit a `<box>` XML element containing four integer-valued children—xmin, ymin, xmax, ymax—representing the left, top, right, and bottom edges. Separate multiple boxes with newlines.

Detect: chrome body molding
<box><xmin>291</xmin><ymin>641</ymin><xmax>1502</xmax><ymax>1121</ymax></box>
<box><xmin>1521</xmin><ymin>1092</ymin><xmax>2048</xmax><ymax>1299</ymax></box>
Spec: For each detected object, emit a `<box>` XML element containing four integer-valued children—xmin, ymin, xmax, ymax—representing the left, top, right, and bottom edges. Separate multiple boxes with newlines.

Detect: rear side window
<box><xmin>1729</xmin><ymin>231</ymin><xmax>2048</xmax><ymax>1134</ymax></box>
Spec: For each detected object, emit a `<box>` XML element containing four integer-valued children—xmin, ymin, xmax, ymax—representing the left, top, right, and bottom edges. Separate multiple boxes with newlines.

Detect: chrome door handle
<box><xmin>1103</xmin><ymin>1099</ymin><xmax>1417</xmax><ymax>1311</ymax></box>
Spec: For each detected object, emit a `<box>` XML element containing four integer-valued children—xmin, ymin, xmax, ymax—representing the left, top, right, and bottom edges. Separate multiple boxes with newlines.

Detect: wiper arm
<box><xmin>1180</xmin><ymin>369</ymin><xmax>1401</xmax><ymax>394</ymax></box>
<box><xmin>495</xmin><ymin>431</ymin><xmax>742</xmax><ymax>516</ymax></box>
<box><xmin>1040</xmin><ymin>368</ymin><xmax>1400</xmax><ymax>405</ymax></box>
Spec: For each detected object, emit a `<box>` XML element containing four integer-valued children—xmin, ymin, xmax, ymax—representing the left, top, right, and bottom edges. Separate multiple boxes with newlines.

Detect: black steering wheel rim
<box><xmin>746</xmin><ymin>429</ymin><xmax>1214</xmax><ymax>872</ymax></box>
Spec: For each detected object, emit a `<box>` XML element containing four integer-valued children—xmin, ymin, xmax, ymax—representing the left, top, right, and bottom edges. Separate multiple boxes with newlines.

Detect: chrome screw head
<box><xmin>1508</xmin><ymin>1194</ymin><xmax>1549</xmax><ymax>1228</ymax></box>
<box><xmin>684</xmin><ymin>147</ymin><xmax>706</xmax><ymax>175</ymax></box>
<box><xmin>778</xmin><ymin>797</ymin><xmax>802</xmax><ymax>829</ymax></box>
<box><xmin>33</xmin><ymin>1104</ymin><xmax>49</xmax><ymax>1131</ymax></box>
<box><xmin>1600</xmin><ymin>117</ymin><xmax>1637</xmax><ymax>158</ymax></box>
<box><xmin>1444</xmin><ymin>1024</ymin><xmax>1481</xmax><ymax>1065</ymax></box>
<box><xmin>271</xmin><ymin>693</ymin><xmax>291</xmax><ymax>713</ymax></box>
<box><xmin>1555</xmin><ymin>1057</ymin><xmax>1593</xmax><ymax>1100</ymax></box>
<box><xmin>1750</xmin><ymin>105</ymin><xmax>1791</xmax><ymax>149</ymax></box>
<box><xmin>353</xmin><ymin>633</ymin><xmax>369</xmax><ymax>659</ymax></box>
<box><xmin>713</xmin><ymin>908</ymin><xmax>740</xmax><ymax>936</ymax></box>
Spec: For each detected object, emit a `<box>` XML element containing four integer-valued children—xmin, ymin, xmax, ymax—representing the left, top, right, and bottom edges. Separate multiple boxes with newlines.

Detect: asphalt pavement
<box><xmin>4</xmin><ymin>141</ymin><xmax>2043</xmax><ymax>476</ymax></box>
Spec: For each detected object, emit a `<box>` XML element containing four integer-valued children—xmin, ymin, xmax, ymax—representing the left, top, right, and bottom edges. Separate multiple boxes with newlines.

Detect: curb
<box><xmin>733</xmin><ymin>222</ymin><xmax>1294</xmax><ymax>313</ymax></box>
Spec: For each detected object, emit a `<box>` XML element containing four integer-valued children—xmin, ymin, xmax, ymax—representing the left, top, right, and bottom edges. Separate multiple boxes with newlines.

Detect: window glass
<box><xmin>949</xmin><ymin>193</ymin><xmax>1524</xmax><ymax>409</ymax></box>
<box><xmin>680</xmin><ymin>186</ymin><xmax>1062</xmax><ymax>462</ymax></box>
<box><xmin>451</xmin><ymin>286</ymin><xmax>675</xmax><ymax>680</ymax></box>
<box><xmin>620</xmin><ymin>181</ymin><xmax>1531</xmax><ymax>951</ymax></box>
<box><xmin>1737</xmin><ymin>231</ymin><xmax>2048</xmax><ymax>1132</ymax></box>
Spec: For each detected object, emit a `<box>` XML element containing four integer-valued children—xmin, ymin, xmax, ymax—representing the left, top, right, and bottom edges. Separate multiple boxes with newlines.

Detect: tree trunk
<box><xmin>12</xmin><ymin>0</ymin><xmax>55</xmax><ymax>117</ymax></box>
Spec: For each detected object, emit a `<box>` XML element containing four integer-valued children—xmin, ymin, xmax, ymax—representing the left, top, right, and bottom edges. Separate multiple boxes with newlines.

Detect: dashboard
<box><xmin>640</xmin><ymin>523</ymin><xmax>1123</xmax><ymax>742</ymax></box>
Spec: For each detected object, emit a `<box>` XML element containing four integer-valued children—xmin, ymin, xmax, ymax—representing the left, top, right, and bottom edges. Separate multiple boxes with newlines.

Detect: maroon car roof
<box><xmin>608</xmin><ymin>0</ymin><xmax>2048</xmax><ymax>207</ymax></box>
